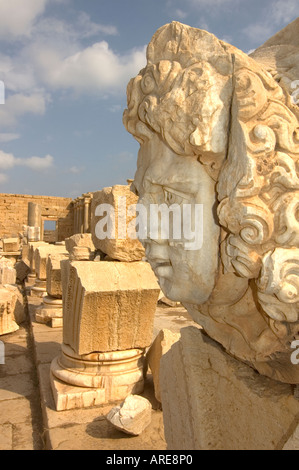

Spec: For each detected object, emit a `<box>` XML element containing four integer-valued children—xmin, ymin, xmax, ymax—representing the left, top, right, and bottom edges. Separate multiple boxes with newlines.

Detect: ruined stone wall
<box><xmin>0</xmin><ymin>194</ymin><xmax>74</xmax><ymax>241</ymax></box>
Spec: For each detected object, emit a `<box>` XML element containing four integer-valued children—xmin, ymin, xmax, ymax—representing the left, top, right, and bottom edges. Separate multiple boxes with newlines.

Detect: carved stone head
<box><xmin>123</xmin><ymin>22</ymin><xmax>299</xmax><ymax>384</ymax></box>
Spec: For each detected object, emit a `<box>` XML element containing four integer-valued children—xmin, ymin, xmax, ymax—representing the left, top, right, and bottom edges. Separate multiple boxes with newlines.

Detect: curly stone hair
<box><xmin>123</xmin><ymin>21</ymin><xmax>299</xmax><ymax>326</ymax></box>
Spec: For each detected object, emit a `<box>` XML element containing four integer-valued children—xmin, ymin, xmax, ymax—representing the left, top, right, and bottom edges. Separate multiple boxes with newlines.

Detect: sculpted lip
<box><xmin>151</xmin><ymin>260</ymin><xmax>173</xmax><ymax>278</ymax></box>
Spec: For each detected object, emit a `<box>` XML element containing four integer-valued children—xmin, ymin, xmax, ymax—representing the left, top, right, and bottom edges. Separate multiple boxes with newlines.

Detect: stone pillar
<box><xmin>160</xmin><ymin>326</ymin><xmax>299</xmax><ymax>450</ymax></box>
<box><xmin>28</xmin><ymin>202</ymin><xmax>42</xmax><ymax>228</ymax></box>
<box><xmin>35</xmin><ymin>252</ymin><xmax>69</xmax><ymax>327</ymax></box>
<box><xmin>78</xmin><ymin>197</ymin><xmax>84</xmax><ymax>234</ymax></box>
<box><xmin>27</xmin><ymin>202</ymin><xmax>42</xmax><ymax>241</ymax></box>
<box><xmin>83</xmin><ymin>193</ymin><xmax>92</xmax><ymax>233</ymax></box>
<box><xmin>73</xmin><ymin>199</ymin><xmax>79</xmax><ymax>234</ymax></box>
<box><xmin>27</xmin><ymin>241</ymin><xmax>48</xmax><ymax>285</ymax></box>
<box><xmin>50</xmin><ymin>260</ymin><xmax>160</xmax><ymax>411</ymax></box>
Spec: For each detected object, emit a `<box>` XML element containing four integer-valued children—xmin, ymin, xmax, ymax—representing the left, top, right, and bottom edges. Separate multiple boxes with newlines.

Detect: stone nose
<box><xmin>144</xmin><ymin>240</ymin><xmax>169</xmax><ymax>262</ymax></box>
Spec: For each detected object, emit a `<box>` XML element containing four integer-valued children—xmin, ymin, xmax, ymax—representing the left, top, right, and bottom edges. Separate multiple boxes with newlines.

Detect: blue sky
<box><xmin>0</xmin><ymin>0</ymin><xmax>297</xmax><ymax>198</ymax></box>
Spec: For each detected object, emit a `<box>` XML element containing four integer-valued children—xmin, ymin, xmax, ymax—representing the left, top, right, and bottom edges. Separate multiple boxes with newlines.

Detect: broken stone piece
<box><xmin>15</xmin><ymin>260</ymin><xmax>31</xmax><ymax>283</ymax></box>
<box><xmin>0</xmin><ymin>284</ymin><xmax>25</xmax><ymax>335</ymax></box>
<box><xmin>90</xmin><ymin>185</ymin><xmax>145</xmax><ymax>262</ymax></box>
<box><xmin>106</xmin><ymin>395</ymin><xmax>152</xmax><ymax>436</ymax></box>
<box><xmin>65</xmin><ymin>233</ymin><xmax>95</xmax><ymax>261</ymax></box>
<box><xmin>0</xmin><ymin>258</ymin><xmax>16</xmax><ymax>285</ymax></box>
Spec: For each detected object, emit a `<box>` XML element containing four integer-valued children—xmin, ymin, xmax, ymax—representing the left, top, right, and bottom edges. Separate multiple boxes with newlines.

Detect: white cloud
<box><xmin>0</xmin><ymin>93</ymin><xmax>48</xmax><ymax>127</ymax></box>
<box><xmin>69</xmin><ymin>166</ymin><xmax>85</xmax><ymax>174</ymax></box>
<box><xmin>0</xmin><ymin>0</ymin><xmax>47</xmax><ymax>39</ymax></box>
<box><xmin>0</xmin><ymin>133</ymin><xmax>20</xmax><ymax>143</ymax></box>
<box><xmin>268</xmin><ymin>0</ymin><xmax>299</xmax><ymax>25</ymax></box>
<box><xmin>37</xmin><ymin>42</ymin><xmax>147</xmax><ymax>95</ymax></box>
<box><xmin>243</xmin><ymin>0</ymin><xmax>298</xmax><ymax>46</ymax></box>
<box><xmin>76</xmin><ymin>12</ymin><xmax>118</xmax><ymax>38</ymax></box>
<box><xmin>22</xmin><ymin>154</ymin><xmax>54</xmax><ymax>170</ymax></box>
<box><xmin>0</xmin><ymin>150</ymin><xmax>54</xmax><ymax>171</ymax></box>
<box><xmin>174</xmin><ymin>9</ymin><xmax>188</xmax><ymax>19</ymax></box>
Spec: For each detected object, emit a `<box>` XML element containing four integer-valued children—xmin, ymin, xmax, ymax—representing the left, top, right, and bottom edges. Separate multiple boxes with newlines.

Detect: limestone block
<box><xmin>35</xmin><ymin>296</ymin><xmax>63</xmax><ymax>326</ymax></box>
<box><xmin>65</xmin><ymin>234</ymin><xmax>95</xmax><ymax>261</ymax></box>
<box><xmin>0</xmin><ymin>258</ymin><xmax>16</xmax><ymax>285</ymax></box>
<box><xmin>106</xmin><ymin>395</ymin><xmax>152</xmax><ymax>436</ymax></box>
<box><xmin>90</xmin><ymin>185</ymin><xmax>145</xmax><ymax>262</ymax></box>
<box><xmin>0</xmin><ymin>285</ymin><xmax>25</xmax><ymax>335</ymax></box>
<box><xmin>15</xmin><ymin>260</ymin><xmax>31</xmax><ymax>283</ymax></box>
<box><xmin>21</xmin><ymin>245</ymin><xmax>30</xmax><ymax>263</ymax></box>
<box><xmin>146</xmin><ymin>329</ymin><xmax>181</xmax><ymax>403</ymax></box>
<box><xmin>61</xmin><ymin>260</ymin><xmax>160</xmax><ymax>355</ymax></box>
<box><xmin>2</xmin><ymin>238</ymin><xmax>19</xmax><ymax>253</ymax></box>
<box><xmin>46</xmin><ymin>253</ymin><xmax>69</xmax><ymax>298</ymax></box>
<box><xmin>160</xmin><ymin>326</ymin><xmax>299</xmax><ymax>450</ymax></box>
<box><xmin>28</xmin><ymin>241</ymin><xmax>48</xmax><ymax>273</ymax></box>
<box><xmin>35</xmin><ymin>244</ymin><xmax>68</xmax><ymax>281</ymax></box>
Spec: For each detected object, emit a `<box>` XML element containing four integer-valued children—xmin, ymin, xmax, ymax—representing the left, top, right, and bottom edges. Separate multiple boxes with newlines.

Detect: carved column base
<box><xmin>27</xmin><ymin>272</ymin><xmax>36</xmax><ymax>282</ymax></box>
<box><xmin>31</xmin><ymin>279</ymin><xmax>47</xmax><ymax>297</ymax></box>
<box><xmin>50</xmin><ymin>344</ymin><xmax>145</xmax><ymax>411</ymax></box>
<box><xmin>0</xmin><ymin>315</ymin><xmax>19</xmax><ymax>336</ymax></box>
<box><xmin>35</xmin><ymin>296</ymin><xmax>63</xmax><ymax>328</ymax></box>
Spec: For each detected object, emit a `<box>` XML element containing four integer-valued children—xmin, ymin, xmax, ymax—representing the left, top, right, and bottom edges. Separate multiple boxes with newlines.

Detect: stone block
<box><xmin>90</xmin><ymin>185</ymin><xmax>145</xmax><ymax>262</ymax></box>
<box><xmin>65</xmin><ymin>234</ymin><xmax>95</xmax><ymax>261</ymax></box>
<box><xmin>35</xmin><ymin>244</ymin><xmax>68</xmax><ymax>281</ymax></box>
<box><xmin>2</xmin><ymin>238</ymin><xmax>19</xmax><ymax>252</ymax></box>
<box><xmin>0</xmin><ymin>285</ymin><xmax>25</xmax><ymax>335</ymax></box>
<box><xmin>28</xmin><ymin>241</ymin><xmax>48</xmax><ymax>273</ymax></box>
<box><xmin>46</xmin><ymin>253</ymin><xmax>69</xmax><ymax>298</ymax></box>
<box><xmin>15</xmin><ymin>260</ymin><xmax>31</xmax><ymax>283</ymax></box>
<box><xmin>61</xmin><ymin>260</ymin><xmax>160</xmax><ymax>355</ymax></box>
<box><xmin>146</xmin><ymin>329</ymin><xmax>181</xmax><ymax>403</ymax></box>
<box><xmin>160</xmin><ymin>326</ymin><xmax>299</xmax><ymax>450</ymax></box>
<box><xmin>35</xmin><ymin>296</ymin><xmax>63</xmax><ymax>326</ymax></box>
<box><xmin>0</xmin><ymin>258</ymin><xmax>16</xmax><ymax>285</ymax></box>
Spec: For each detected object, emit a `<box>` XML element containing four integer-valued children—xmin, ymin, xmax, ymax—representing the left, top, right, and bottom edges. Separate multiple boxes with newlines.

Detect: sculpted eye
<box><xmin>163</xmin><ymin>187</ymin><xmax>189</xmax><ymax>205</ymax></box>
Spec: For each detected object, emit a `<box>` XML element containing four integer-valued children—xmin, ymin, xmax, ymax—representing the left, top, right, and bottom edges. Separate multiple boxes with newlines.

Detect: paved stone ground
<box><xmin>0</xmin><ymin>287</ymin><xmax>197</xmax><ymax>450</ymax></box>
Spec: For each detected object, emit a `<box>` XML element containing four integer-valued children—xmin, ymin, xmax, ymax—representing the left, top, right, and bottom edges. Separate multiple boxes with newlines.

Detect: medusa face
<box><xmin>124</xmin><ymin>21</ymin><xmax>299</xmax><ymax>384</ymax></box>
<box><xmin>133</xmin><ymin>133</ymin><xmax>220</xmax><ymax>304</ymax></box>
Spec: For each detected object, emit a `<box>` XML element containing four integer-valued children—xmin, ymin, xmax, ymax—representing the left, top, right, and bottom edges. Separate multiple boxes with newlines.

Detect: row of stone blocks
<box><xmin>24</xmin><ymin>234</ymin><xmax>161</xmax><ymax>412</ymax></box>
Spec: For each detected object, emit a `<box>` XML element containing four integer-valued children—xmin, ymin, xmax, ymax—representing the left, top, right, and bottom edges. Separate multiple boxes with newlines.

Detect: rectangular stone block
<box><xmin>0</xmin><ymin>258</ymin><xmax>16</xmax><ymax>285</ymax></box>
<box><xmin>2</xmin><ymin>238</ymin><xmax>19</xmax><ymax>252</ymax></box>
<box><xmin>160</xmin><ymin>326</ymin><xmax>299</xmax><ymax>450</ymax></box>
<box><xmin>0</xmin><ymin>285</ymin><xmax>25</xmax><ymax>335</ymax></box>
<box><xmin>61</xmin><ymin>260</ymin><xmax>160</xmax><ymax>355</ymax></box>
<box><xmin>35</xmin><ymin>244</ymin><xmax>68</xmax><ymax>281</ymax></box>
<box><xmin>46</xmin><ymin>253</ymin><xmax>69</xmax><ymax>298</ymax></box>
<box><xmin>28</xmin><ymin>241</ymin><xmax>48</xmax><ymax>272</ymax></box>
<box><xmin>90</xmin><ymin>185</ymin><xmax>145</xmax><ymax>262</ymax></box>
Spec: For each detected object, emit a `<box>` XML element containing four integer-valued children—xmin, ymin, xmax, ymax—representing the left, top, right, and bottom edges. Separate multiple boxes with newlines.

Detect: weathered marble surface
<box><xmin>123</xmin><ymin>21</ymin><xmax>299</xmax><ymax>384</ymax></box>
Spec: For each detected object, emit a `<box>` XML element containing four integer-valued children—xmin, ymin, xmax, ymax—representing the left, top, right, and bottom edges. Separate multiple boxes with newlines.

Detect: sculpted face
<box><xmin>133</xmin><ymin>133</ymin><xmax>220</xmax><ymax>304</ymax></box>
<box><xmin>124</xmin><ymin>21</ymin><xmax>299</xmax><ymax>384</ymax></box>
